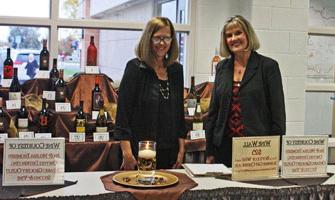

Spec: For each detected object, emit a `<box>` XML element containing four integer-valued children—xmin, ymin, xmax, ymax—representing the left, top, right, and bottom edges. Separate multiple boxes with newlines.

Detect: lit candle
<box><xmin>138</xmin><ymin>149</ymin><xmax>156</xmax><ymax>159</ymax></box>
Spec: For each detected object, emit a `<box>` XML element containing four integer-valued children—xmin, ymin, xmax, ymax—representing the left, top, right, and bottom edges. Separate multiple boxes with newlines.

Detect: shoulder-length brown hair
<box><xmin>136</xmin><ymin>17</ymin><xmax>179</xmax><ymax>67</ymax></box>
<box><xmin>220</xmin><ymin>15</ymin><xmax>260</xmax><ymax>58</ymax></box>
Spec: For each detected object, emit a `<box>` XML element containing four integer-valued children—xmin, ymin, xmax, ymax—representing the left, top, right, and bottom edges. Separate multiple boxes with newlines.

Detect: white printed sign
<box><xmin>2</xmin><ymin>79</ymin><xmax>12</xmax><ymax>88</ymax></box>
<box><xmin>6</xmin><ymin>100</ymin><xmax>21</xmax><ymax>110</ymax></box>
<box><xmin>190</xmin><ymin>130</ymin><xmax>205</xmax><ymax>140</ymax></box>
<box><xmin>232</xmin><ymin>136</ymin><xmax>280</xmax><ymax>181</ymax></box>
<box><xmin>2</xmin><ymin>138</ymin><xmax>65</xmax><ymax>186</ymax></box>
<box><xmin>36</xmin><ymin>70</ymin><xmax>50</xmax><ymax>79</ymax></box>
<box><xmin>18</xmin><ymin>132</ymin><xmax>34</xmax><ymax>139</ymax></box>
<box><xmin>84</xmin><ymin>66</ymin><xmax>100</xmax><ymax>74</ymax></box>
<box><xmin>43</xmin><ymin>91</ymin><xmax>56</xmax><ymax>101</ymax></box>
<box><xmin>55</xmin><ymin>103</ymin><xmax>71</xmax><ymax>112</ymax></box>
<box><xmin>69</xmin><ymin>132</ymin><xmax>85</xmax><ymax>142</ymax></box>
<box><xmin>0</xmin><ymin>133</ymin><xmax>8</xmax><ymax>143</ymax></box>
<box><xmin>93</xmin><ymin>132</ymin><xmax>109</xmax><ymax>142</ymax></box>
<box><xmin>281</xmin><ymin>135</ymin><xmax>328</xmax><ymax>178</ymax></box>
<box><xmin>35</xmin><ymin>133</ymin><xmax>52</xmax><ymax>139</ymax></box>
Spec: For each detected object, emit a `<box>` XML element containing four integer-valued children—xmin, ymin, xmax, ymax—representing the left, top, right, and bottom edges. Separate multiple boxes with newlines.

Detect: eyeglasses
<box><xmin>151</xmin><ymin>36</ymin><xmax>172</xmax><ymax>44</ymax></box>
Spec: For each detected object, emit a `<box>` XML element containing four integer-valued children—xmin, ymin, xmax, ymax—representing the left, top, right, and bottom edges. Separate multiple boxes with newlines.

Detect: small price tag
<box><xmin>190</xmin><ymin>130</ymin><xmax>205</xmax><ymax>140</ymax></box>
<box><xmin>93</xmin><ymin>132</ymin><xmax>109</xmax><ymax>142</ymax></box>
<box><xmin>6</xmin><ymin>100</ymin><xmax>21</xmax><ymax>110</ymax></box>
<box><xmin>55</xmin><ymin>103</ymin><xmax>71</xmax><ymax>112</ymax></box>
<box><xmin>0</xmin><ymin>133</ymin><xmax>8</xmax><ymax>143</ymax></box>
<box><xmin>43</xmin><ymin>91</ymin><xmax>56</xmax><ymax>100</ymax></box>
<box><xmin>91</xmin><ymin>111</ymin><xmax>107</xmax><ymax>120</ymax></box>
<box><xmin>35</xmin><ymin>133</ymin><xmax>52</xmax><ymax>139</ymax></box>
<box><xmin>84</xmin><ymin>66</ymin><xmax>100</xmax><ymax>74</ymax></box>
<box><xmin>1</xmin><ymin>79</ymin><xmax>12</xmax><ymax>87</ymax></box>
<box><xmin>69</xmin><ymin>132</ymin><xmax>85</xmax><ymax>142</ymax></box>
<box><xmin>187</xmin><ymin>108</ymin><xmax>195</xmax><ymax>116</ymax></box>
<box><xmin>19</xmin><ymin>132</ymin><xmax>35</xmax><ymax>139</ymax></box>
<box><xmin>36</xmin><ymin>70</ymin><xmax>50</xmax><ymax>79</ymax></box>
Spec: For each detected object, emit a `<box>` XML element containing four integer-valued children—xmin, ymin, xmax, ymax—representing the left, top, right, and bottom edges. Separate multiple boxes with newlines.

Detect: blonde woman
<box><xmin>114</xmin><ymin>17</ymin><xmax>186</xmax><ymax>169</ymax></box>
<box><xmin>206</xmin><ymin>15</ymin><xmax>286</xmax><ymax>167</ymax></box>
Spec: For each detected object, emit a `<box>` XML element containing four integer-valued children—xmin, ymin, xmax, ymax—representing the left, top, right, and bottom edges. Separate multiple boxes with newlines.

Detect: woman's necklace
<box><xmin>159</xmin><ymin>81</ymin><xmax>169</xmax><ymax>99</ymax></box>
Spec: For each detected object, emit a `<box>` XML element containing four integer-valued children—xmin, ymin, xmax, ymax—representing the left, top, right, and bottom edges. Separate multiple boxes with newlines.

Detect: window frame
<box><xmin>0</xmin><ymin>0</ymin><xmax>195</xmax><ymax>82</ymax></box>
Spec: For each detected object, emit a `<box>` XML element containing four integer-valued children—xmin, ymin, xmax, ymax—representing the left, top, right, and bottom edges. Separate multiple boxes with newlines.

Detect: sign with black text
<box><xmin>232</xmin><ymin>136</ymin><xmax>280</xmax><ymax>181</ymax></box>
<box><xmin>281</xmin><ymin>135</ymin><xmax>328</xmax><ymax>178</ymax></box>
<box><xmin>2</xmin><ymin>138</ymin><xmax>65</xmax><ymax>186</ymax></box>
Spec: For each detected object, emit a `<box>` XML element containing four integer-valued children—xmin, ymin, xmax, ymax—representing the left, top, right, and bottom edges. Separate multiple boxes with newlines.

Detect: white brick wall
<box><xmin>193</xmin><ymin>0</ymin><xmax>308</xmax><ymax>135</ymax></box>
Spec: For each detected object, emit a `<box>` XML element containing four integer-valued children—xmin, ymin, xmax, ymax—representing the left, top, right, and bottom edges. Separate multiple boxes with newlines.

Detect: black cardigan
<box><xmin>206</xmin><ymin>51</ymin><xmax>286</xmax><ymax>156</ymax></box>
<box><xmin>114</xmin><ymin>58</ymin><xmax>187</xmax><ymax>154</ymax></box>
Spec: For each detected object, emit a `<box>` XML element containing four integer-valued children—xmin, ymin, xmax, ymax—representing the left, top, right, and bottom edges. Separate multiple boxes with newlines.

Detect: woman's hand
<box><xmin>206</xmin><ymin>155</ymin><xmax>215</xmax><ymax>164</ymax></box>
<box><xmin>120</xmin><ymin>154</ymin><xmax>137</xmax><ymax>170</ymax></box>
<box><xmin>120</xmin><ymin>140</ymin><xmax>137</xmax><ymax>170</ymax></box>
<box><xmin>173</xmin><ymin>150</ymin><xmax>184</xmax><ymax>169</ymax></box>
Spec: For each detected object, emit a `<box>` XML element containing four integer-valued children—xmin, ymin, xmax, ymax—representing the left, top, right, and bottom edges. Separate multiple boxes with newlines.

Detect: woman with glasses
<box><xmin>205</xmin><ymin>15</ymin><xmax>286</xmax><ymax>167</ymax></box>
<box><xmin>114</xmin><ymin>17</ymin><xmax>187</xmax><ymax>170</ymax></box>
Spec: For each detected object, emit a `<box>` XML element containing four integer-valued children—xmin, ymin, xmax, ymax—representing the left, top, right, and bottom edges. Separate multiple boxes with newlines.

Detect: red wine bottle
<box><xmin>39</xmin><ymin>98</ymin><xmax>49</xmax><ymax>133</ymax></box>
<box><xmin>17</xmin><ymin>101</ymin><xmax>29</xmax><ymax>132</ymax></box>
<box><xmin>76</xmin><ymin>100</ymin><xmax>86</xmax><ymax>133</ymax></box>
<box><xmin>91</xmin><ymin>76</ymin><xmax>102</xmax><ymax>111</ymax></box>
<box><xmin>40</xmin><ymin>39</ymin><xmax>49</xmax><ymax>70</ymax></box>
<box><xmin>9</xmin><ymin>68</ymin><xmax>21</xmax><ymax>100</ymax></box>
<box><xmin>49</xmin><ymin>58</ymin><xmax>59</xmax><ymax>91</ymax></box>
<box><xmin>3</xmin><ymin>48</ymin><xmax>13</xmax><ymax>79</ymax></box>
<box><xmin>87</xmin><ymin>36</ymin><xmax>97</xmax><ymax>66</ymax></box>
<box><xmin>55</xmin><ymin>69</ymin><xmax>66</xmax><ymax>102</ymax></box>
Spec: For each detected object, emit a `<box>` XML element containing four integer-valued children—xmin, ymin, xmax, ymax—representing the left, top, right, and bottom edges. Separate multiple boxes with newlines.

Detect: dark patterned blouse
<box><xmin>227</xmin><ymin>81</ymin><xmax>245</xmax><ymax>137</ymax></box>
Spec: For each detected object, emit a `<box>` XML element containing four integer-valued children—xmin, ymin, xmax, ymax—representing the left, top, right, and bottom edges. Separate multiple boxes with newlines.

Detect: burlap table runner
<box><xmin>100</xmin><ymin>171</ymin><xmax>197</xmax><ymax>200</ymax></box>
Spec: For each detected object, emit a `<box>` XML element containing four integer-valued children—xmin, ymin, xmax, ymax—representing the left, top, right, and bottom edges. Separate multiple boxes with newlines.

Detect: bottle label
<box><xmin>4</xmin><ymin>65</ymin><xmax>13</xmax><ymax>79</ymax></box>
<box><xmin>92</xmin><ymin>92</ymin><xmax>102</xmax><ymax>111</ymax></box>
<box><xmin>40</xmin><ymin>115</ymin><xmax>48</xmax><ymax>126</ymax></box>
<box><xmin>76</xmin><ymin>119</ymin><xmax>86</xmax><ymax>133</ymax></box>
<box><xmin>40</xmin><ymin>56</ymin><xmax>49</xmax><ymax>70</ymax></box>
<box><xmin>192</xmin><ymin>122</ymin><xmax>203</xmax><ymax>131</ymax></box>
<box><xmin>96</xmin><ymin>126</ymin><xmax>108</xmax><ymax>133</ymax></box>
<box><xmin>9</xmin><ymin>92</ymin><xmax>21</xmax><ymax>100</ymax></box>
<box><xmin>187</xmin><ymin>99</ymin><xmax>197</xmax><ymax>108</ymax></box>
<box><xmin>18</xmin><ymin>118</ymin><xmax>28</xmax><ymax>128</ymax></box>
<box><xmin>56</xmin><ymin>88</ymin><xmax>65</xmax><ymax>102</ymax></box>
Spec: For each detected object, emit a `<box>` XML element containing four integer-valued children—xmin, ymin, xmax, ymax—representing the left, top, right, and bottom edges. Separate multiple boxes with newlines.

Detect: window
<box><xmin>306</xmin><ymin>0</ymin><xmax>335</xmax><ymax>135</ymax></box>
<box><xmin>0</xmin><ymin>0</ymin><xmax>192</xmax><ymax>83</ymax></box>
<box><xmin>0</xmin><ymin>0</ymin><xmax>49</xmax><ymax>18</ymax></box>
<box><xmin>59</xmin><ymin>0</ymin><xmax>189</xmax><ymax>24</ymax></box>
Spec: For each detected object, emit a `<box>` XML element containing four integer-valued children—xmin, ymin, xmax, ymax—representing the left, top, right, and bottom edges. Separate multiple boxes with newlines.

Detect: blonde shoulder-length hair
<box><xmin>220</xmin><ymin>15</ymin><xmax>260</xmax><ymax>58</ymax></box>
<box><xmin>135</xmin><ymin>17</ymin><xmax>179</xmax><ymax>67</ymax></box>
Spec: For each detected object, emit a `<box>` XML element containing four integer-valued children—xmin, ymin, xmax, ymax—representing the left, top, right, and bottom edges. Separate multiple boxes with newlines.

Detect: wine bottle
<box><xmin>49</xmin><ymin>58</ymin><xmax>59</xmax><ymax>91</ymax></box>
<box><xmin>40</xmin><ymin>39</ymin><xmax>50</xmax><ymax>70</ymax></box>
<box><xmin>87</xmin><ymin>36</ymin><xmax>97</xmax><ymax>66</ymax></box>
<box><xmin>96</xmin><ymin>99</ymin><xmax>107</xmax><ymax>132</ymax></box>
<box><xmin>192</xmin><ymin>95</ymin><xmax>203</xmax><ymax>131</ymax></box>
<box><xmin>76</xmin><ymin>100</ymin><xmax>86</xmax><ymax>133</ymax></box>
<box><xmin>91</xmin><ymin>76</ymin><xmax>102</xmax><ymax>111</ymax></box>
<box><xmin>39</xmin><ymin>98</ymin><xmax>49</xmax><ymax>133</ymax></box>
<box><xmin>0</xmin><ymin>97</ymin><xmax>5</xmax><ymax>133</ymax></box>
<box><xmin>186</xmin><ymin>76</ymin><xmax>197</xmax><ymax>116</ymax></box>
<box><xmin>3</xmin><ymin>48</ymin><xmax>14</xmax><ymax>79</ymax></box>
<box><xmin>9</xmin><ymin>68</ymin><xmax>21</xmax><ymax>100</ymax></box>
<box><xmin>211</xmin><ymin>48</ymin><xmax>221</xmax><ymax>76</ymax></box>
<box><xmin>55</xmin><ymin>69</ymin><xmax>66</xmax><ymax>102</ymax></box>
<box><xmin>17</xmin><ymin>101</ymin><xmax>29</xmax><ymax>132</ymax></box>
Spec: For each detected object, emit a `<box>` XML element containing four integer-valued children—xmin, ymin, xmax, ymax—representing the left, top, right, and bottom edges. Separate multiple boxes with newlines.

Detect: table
<box><xmin>0</xmin><ymin>139</ymin><xmax>205</xmax><ymax>172</ymax></box>
<box><xmin>26</xmin><ymin>166</ymin><xmax>335</xmax><ymax>199</ymax></box>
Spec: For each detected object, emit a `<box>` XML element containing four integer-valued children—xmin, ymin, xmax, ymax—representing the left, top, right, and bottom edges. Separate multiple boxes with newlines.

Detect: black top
<box><xmin>114</xmin><ymin>58</ymin><xmax>187</xmax><ymax>156</ymax></box>
<box><xmin>206</xmin><ymin>51</ymin><xmax>286</xmax><ymax>156</ymax></box>
<box><xmin>157</xmin><ymin>79</ymin><xmax>175</xmax><ymax>149</ymax></box>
